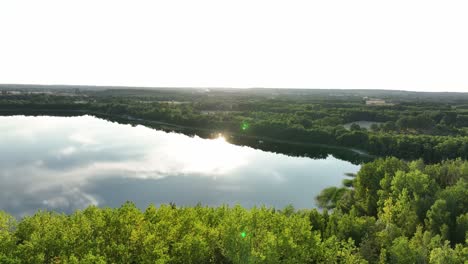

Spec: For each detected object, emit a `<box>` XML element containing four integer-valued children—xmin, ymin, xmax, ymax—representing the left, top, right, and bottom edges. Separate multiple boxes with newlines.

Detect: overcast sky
<box><xmin>0</xmin><ymin>1</ymin><xmax>467</xmax><ymax>92</ymax></box>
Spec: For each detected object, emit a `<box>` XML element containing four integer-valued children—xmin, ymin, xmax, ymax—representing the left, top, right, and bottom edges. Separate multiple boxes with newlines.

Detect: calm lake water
<box><xmin>0</xmin><ymin>115</ymin><xmax>359</xmax><ymax>217</ymax></box>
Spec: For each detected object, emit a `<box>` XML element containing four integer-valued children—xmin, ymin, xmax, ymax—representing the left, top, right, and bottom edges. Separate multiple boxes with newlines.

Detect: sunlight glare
<box><xmin>215</xmin><ymin>133</ymin><xmax>226</xmax><ymax>142</ymax></box>
<box><xmin>165</xmin><ymin>132</ymin><xmax>249</xmax><ymax>176</ymax></box>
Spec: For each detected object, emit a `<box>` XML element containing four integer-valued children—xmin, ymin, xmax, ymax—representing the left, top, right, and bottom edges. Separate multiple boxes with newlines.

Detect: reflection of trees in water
<box><xmin>0</xmin><ymin>110</ymin><xmax>372</xmax><ymax>165</ymax></box>
<box><xmin>84</xmin><ymin>114</ymin><xmax>373</xmax><ymax>164</ymax></box>
<box><xmin>227</xmin><ymin>137</ymin><xmax>372</xmax><ymax>165</ymax></box>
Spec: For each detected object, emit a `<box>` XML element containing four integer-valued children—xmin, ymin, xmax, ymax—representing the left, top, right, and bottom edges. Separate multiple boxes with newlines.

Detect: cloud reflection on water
<box><xmin>0</xmin><ymin>115</ymin><xmax>360</xmax><ymax>217</ymax></box>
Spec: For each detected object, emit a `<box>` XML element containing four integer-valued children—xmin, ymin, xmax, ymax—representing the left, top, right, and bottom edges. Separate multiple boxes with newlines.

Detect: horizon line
<box><xmin>0</xmin><ymin>83</ymin><xmax>466</xmax><ymax>94</ymax></box>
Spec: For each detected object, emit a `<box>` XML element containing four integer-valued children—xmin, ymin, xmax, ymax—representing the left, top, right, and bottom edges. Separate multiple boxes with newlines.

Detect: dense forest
<box><xmin>0</xmin><ymin>86</ymin><xmax>467</xmax><ymax>263</ymax></box>
<box><xmin>0</xmin><ymin>158</ymin><xmax>467</xmax><ymax>263</ymax></box>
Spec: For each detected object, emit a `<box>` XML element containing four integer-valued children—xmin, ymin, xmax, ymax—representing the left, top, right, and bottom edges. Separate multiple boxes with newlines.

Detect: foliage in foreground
<box><xmin>1</xmin><ymin>158</ymin><xmax>468</xmax><ymax>263</ymax></box>
<box><xmin>1</xmin><ymin>204</ymin><xmax>360</xmax><ymax>264</ymax></box>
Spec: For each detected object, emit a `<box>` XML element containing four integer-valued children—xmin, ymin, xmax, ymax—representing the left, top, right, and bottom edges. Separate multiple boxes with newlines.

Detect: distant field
<box><xmin>343</xmin><ymin>121</ymin><xmax>382</xmax><ymax>130</ymax></box>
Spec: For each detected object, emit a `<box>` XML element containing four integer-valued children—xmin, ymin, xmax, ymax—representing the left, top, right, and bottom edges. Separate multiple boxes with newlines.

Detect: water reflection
<box><xmin>0</xmin><ymin>115</ymin><xmax>359</xmax><ymax>217</ymax></box>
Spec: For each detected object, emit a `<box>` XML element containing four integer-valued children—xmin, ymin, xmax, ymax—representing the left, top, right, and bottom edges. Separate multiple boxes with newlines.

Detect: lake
<box><xmin>0</xmin><ymin>115</ymin><xmax>360</xmax><ymax>217</ymax></box>
<box><xmin>343</xmin><ymin>121</ymin><xmax>382</xmax><ymax>130</ymax></box>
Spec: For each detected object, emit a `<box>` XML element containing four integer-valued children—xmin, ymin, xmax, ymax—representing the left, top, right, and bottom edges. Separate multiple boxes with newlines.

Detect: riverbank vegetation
<box><xmin>0</xmin><ymin>158</ymin><xmax>467</xmax><ymax>263</ymax></box>
<box><xmin>2</xmin><ymin>86</ymin><xmax>468</xmax><ymax>163</ymax></box>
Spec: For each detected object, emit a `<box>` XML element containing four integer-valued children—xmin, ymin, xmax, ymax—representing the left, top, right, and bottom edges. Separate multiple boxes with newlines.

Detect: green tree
<box><xmin>388</xmin><ymin>237</ymin><xmax>418</xmax><ymax>264</ymax></box>
<box><xmin>0</xmin><ymin>211</ymin><xmax>18</xmax><ymax>263</ymax></box>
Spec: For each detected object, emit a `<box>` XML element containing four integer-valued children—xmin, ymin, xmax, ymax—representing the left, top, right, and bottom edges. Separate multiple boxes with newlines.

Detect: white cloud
<box><xmin>58</xmin><ymin>146</ymin><xmax>77</xmax><ymax>156</ymax></box>
<box><xmin>0</xmin><ymin>1</ymin><xmax>467</xmax><ymax>92</ymax></box>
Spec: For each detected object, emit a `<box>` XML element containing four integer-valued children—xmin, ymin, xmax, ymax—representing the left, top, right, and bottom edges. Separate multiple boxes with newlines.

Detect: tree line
<box><xmin>1</xmin><ymin>92</ymin><xmax>468</xmax><ymax>163</ymax></box>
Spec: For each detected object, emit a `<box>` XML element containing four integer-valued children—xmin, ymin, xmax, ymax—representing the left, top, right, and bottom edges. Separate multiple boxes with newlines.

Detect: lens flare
<box><xmin>241</xmin><ymin>121</ymin><xmax>250</xmax><ymax>131</ymax></box>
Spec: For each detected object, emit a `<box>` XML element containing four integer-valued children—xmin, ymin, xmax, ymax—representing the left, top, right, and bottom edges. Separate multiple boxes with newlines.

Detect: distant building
<box><xmin>365</xmin><ymin>99</ymin><xmax>393</xmax><ymax>106</ymax></box>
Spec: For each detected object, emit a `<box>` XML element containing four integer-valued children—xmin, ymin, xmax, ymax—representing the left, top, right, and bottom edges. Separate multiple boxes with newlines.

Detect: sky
<box><xmin>0</xmin><ymin>0</ymin><xmax>467</xmax><ymax>92</ymax></box>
